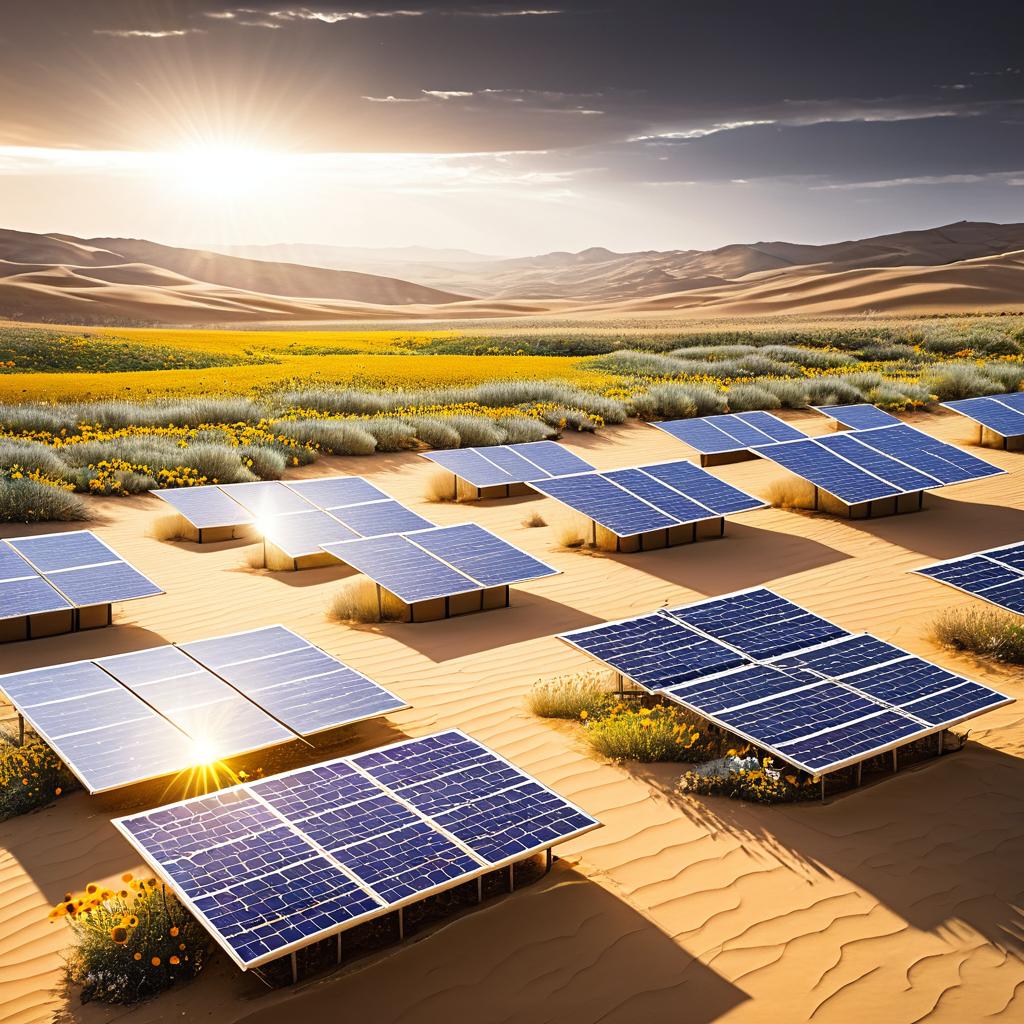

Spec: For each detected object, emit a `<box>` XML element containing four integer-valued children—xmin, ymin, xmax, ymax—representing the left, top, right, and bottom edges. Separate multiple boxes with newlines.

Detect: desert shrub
<box><xmin>327</xmin><ymin>577</ymin><xmax>402</xmax><ymax>623</ymax></box>
<box><xmin>0</xmin><ymin>439</ymin><xmax>72</xmax><ymax>481</ymax></box>
<box><xmin>917</xmin><ymin>325</ymin><xmax>968</xmax><ymax>355</ymax></box>
<box><xmin>0</xmin><ymin>478</ymin><xmax>90</xmax><ymax>522</ymax></box>
<box><xmin>541</xmin><ymin>406</ymin><xmax>600</xmax><ymax>432</ymax></box>
<box><xmin>761</xmin><ymin>345</ymin><xmax>858</xmax><ymax>369</ymax></box>
<box><xmin>279</xmin><ymin>387</ymin><xmax>402</xmax><ymax>416</ymax></box>
<box><xmin>0</xmin><ymin>403</ymin><xmax>76</xmax><ymax>434</ymax></box>
<box><xmin>726</xmin><ymin>383</ymin><xmax>782</xmax><ymax>411</ymax></box>
<box><xmin>522</xmin><ymin>511</ymin><xmax>547</xmax><ymax>528</ymax></box>
<box><xmin>54</xmin><ymin>876</ymin><xmax>210</xmax><ymax>1005</ymax></box>
<box><xmin>756</xmin><ymin>378</ymin><xmax>811</xmax><ymax>408</ymax></box>
<box><xmin>679</xmin><ymin>755</ymin><xmax>817</xmax><ymax>803</ymax></box>
<box><xmin>405</xmin><ymin>416</ymin><xmax>462</xmax><ymax>449</ymax></box>
<box><xmin>590</xmin><ymin>350</ymin><xmax>687</xmax><ymax>377</ymax></box>
<box><xmin>668</xmin><ymin>344</ymin><xmax>758</xmax><ymax>360</ymax></box>
<box><xmin>527</xmin><ymin>673</ymin><xmax>610</xmax><ymax>719</ymax></box>
<box><xmin>858</xmin><ymin>342</ymin><xmax>919</xmax><ymax>362</ymax></box>
<box><xmin>584</xmin><ymin>703</ymin><xmax>719</xmax><ymax>762</ymax></box>
<box><xmin>424</xmin><ymin>470</ymin><xmax>457</xmax><ymax>503</ymax></box>
<box><xmin>764</xmin><ymin>477</ymin><xmax>817</xmax><ymax>510</ymax></box>
<box><xmin>1</xmin><ymin>733</ymin><xmax>78</xmax><ymax>820</ymax></box>
<box><xmin>174</xmin><ymin>443</ymin><xmax>256</xmax><ymax>483</ymax></box>
<box><xmin>803</xmin><ymin>377</ymin><xmax>865</xmax><ymax>405</ymax></box>
<box><xmin>237</xmin><ymin>444</ymin><xmax>287</xmax><ymax>479</ymax></box>
<box><xmin>495</xmin><ymin>416</ymin><xmax>555</xmax><ymax>443</ymax></box>
<box><xmin>638</xmin><ymin>384</ymin><xmax>696</xmax><ymax>419</ymax></box>
<box><xmin>556</xmin><ymin>521</ymin><xmax>589</xmax><ymax>548</ymax></box>
<box><xmin>359</xmin><ymin>419</ymin><xmax>417</xmax><ymax>452</ymax></box>
<box><xmin>443</xmin><ymin>416</ymin><xmax>506</xmax><ymax>447</ymax></box>
<box><xmin>864</xmin><ymin>383</ymin><xmax>924</xmax><ymax>410</ymax></box>
<box><xmin>922</xmin><ymin>363</ymin><xmax>1002</xmax><ymax>400</ymax></box>
<box><xmin>932</xmin><ymin>606</ymin><xmax>1024</xmax><ymax>663</ymax></box>
<box><xmin>273</xmin><ymin>418</ymin><xmax>377</xmax><ymax>455</ymax></box>
<box><xmin>982</xmin><ymin>362</ymin><xmax>1024</xmax><ymax>391</ymax></box>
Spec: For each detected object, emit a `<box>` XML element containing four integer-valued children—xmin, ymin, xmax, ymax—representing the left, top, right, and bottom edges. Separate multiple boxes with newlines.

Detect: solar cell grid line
<box><xmin>283</xmin><ymin>475</ymin><xmax>392</xmax><ymax>510</ymax></box>
<box><xmin>942</xmin><ymin>396</ymin><xmax>1024</xmax><ymax>437</ymax></box>
<box><xmin>321</xmin><ymin>533</ymin><xmax>482</xmax><ymax>604</ymax></box>
<box><xmin>404</xmin><ymin>524</ymin><xmax>559</xmax><ymax>589</ymax></box>
<box><xmin>662</xmin><ymin>663</ymin><xmax>820</xmax><ymax>717</ymax></box>
<box><xmin>733</xmin><ymin>411</ymin><xmax>808</xmax><ymax>443</ymax></box>
<box><xmin>599</xmin><ymin>468</ymin><xmax>716</xmax><ymax>525</ymax></box>
<box><xmin>558</xmin><ymin>612</ymin><xmax>747</xmax><ymax>690</ymax></box>
<box><xmin>420</xmin><ymin>448</ymin><xmax>521</xmax><ymax>488</ymax></box>
<box><xmin>987</xmin><ymin>542</ymin><xmax>1024</xmax><ymax>572</ymax></box>
<box><xmin>528</xmin><ymin>472</ymin><xmax>682</xmax><ymax>536</ymax></box>
<box><xmin>816</xmin><ymin>432</ymin><xmax>942</xmax><ymax>492</ymax></box>
<box><xmin>0</xmin><ymin>659</ymin><xmax>198</xmax><ymax>793</ymax></box>
<box><xmin>636</xmin><ymin>460</ymin><xmax>767</xmax><ymax>516</ymax></box>
<box><xmin>328</xmin><ymin>499</ymin><xmax>434</xmax><ymax>538</ymax></box>
<box><xmin>466</xmin><ymin>445</ymin><xmax>556</xmax><ymax>482</ymax></box>
<box><xmin>815</xmin><ymin>404</ymin><xmax>901</xmax><ymax>430</ymax></box>
<box><xmin>0</xmin><ymin>540</ymin><xmax>73</xmax><ymax>619</ymax></box>
<box><xmin>218</xmin><ymin>480</ymin><xmax>316</xmax><ymax>517</ymax></box>
<box><xmin>912</xmin><ymin>547</ymin><xmax>1024</xmax><ymax>615</ymax></box>
<box><xmin>507</xmin><ymin>441</ymin><xmax>594</xmax><ymax>478</ymax></box>
<box><xmin>151</xmin><ymin>484</ymin><xmax>254</xmax><ymax>530</ymax></box>
<box><xmin>897</xmin><ymin>681</ymin><xmax>1014</xmax><ymax>726</ymax></box>
<box><xmin>651</xmin><ymin>417</ymin><xmax>746</xmax><ymax>454</ymax></box>
<box><xmin>851</xmin><ymin>424</ymin><xmax>1005</xmax><ymax>485</ymax></box>
<box><xmin>768</xmin><ymin>633</ymin><xmax>912</xmax><ymax>683</ymax></box>
<box><xmin>997</xmin><ymin>391</ymin><xmax>1024</xmax><ymax>412</ymax></box>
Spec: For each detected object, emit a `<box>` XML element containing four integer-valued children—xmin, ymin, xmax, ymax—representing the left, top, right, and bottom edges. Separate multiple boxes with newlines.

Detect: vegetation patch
<box><xmin>0</xmin><ymin>733</ymin><xmax>79</xmax><ymax>820</ymax></box>
<box><xmin>527</xmin><ymin>673</ymin><xmax>609</xmax><ymax>720</ymax></box>
<box><xmin>583</xmin><ymin>702</ymin><xmax>721</xmax><ymax>762</ymax></box>
<box><xmin>931</xmin><ymin>605</ymin><xmax>1024</xmax><ymax>663</ymax></box>
<box><xmin>52</xmin><ymin>876</ymin><xmax>211</xmax><ymax>1005</ymax></box>
<box><xmin>679</xmin><ymin>754</ymin><xmax>818</xmax><ymax>804</ymax></box>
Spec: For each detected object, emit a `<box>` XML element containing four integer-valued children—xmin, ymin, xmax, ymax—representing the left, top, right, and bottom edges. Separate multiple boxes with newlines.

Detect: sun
<box><xmin>166</xmin><ymin>143</ymin><xmax>287</xmax><ymax>199</ymax></box>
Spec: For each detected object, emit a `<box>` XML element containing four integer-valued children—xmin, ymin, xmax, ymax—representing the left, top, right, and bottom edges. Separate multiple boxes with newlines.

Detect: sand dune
<box><xmin>0</xmin><ymin>410</ymin><xmax>1021</xmax><ymax>1024</ymax></box>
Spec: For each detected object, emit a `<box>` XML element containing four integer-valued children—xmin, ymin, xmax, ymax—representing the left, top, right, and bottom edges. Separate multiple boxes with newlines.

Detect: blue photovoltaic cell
<box><xmin>284</xmin><ymin>476</ymin><xmax>390</xmax><ymax>510</ymax></box>
<box><xmin>653</xmin><ymin>412</ymin><xmax>805</xmax><ymax>454</ymax></box>
<box><xmin>901</xmin><ymin>682</ymin><xmax>1010</xmax><ymax>725</ymax></box>
<box><xmin>561</xmin><ymin>613</ymin><xmax>745</xmax><ymax>690</ymax></box>
<box><xmin>943</xmin><ymin>396</ymin><xmax>1024</xmax><ymax>437</ymax></box>
<box><xmin>261</xmin><ymin>510</ymin><xmax>361</xmax><ymax>558</ymax></box>
<box><xmin>753</xmin><ymin>438</ymin><xmax>902</xmax><ymax>504</ymax></box>
<box><xmin>0</xmin><ymin>543</ymin><xmax>72</xmax><ymax>619</ymax></box>
<box><xmin>654</xmin><ymin>417</ymin><xmax>741</xmax><ymax>454</ymax></box>
<box><xmin>914</xmin><ymin>550</ymin><xmax>1024</xmax><ymax>615</ymax></box>
<box><xmin>979</xmin><ymin>581</ymin><xmax>1024</xmax><ymax>614</ymax></box>
<box><xmin>44</xmin><ymin>561</ymin><xmax>163</xmax><ymax>606</ymax></box>
<box><xmin>0</xmin><ymin>542</ymin><xmax>34</xmax><ymax>581</ymax></box>
<box><xmin>115</xmin><ymin>731</ymin><xmax>599</xmax><ymax>968</ymax></box>
<box><xmin>603</xmin><ymin>468</ymin><xmax>713</xmax><ymax>524</ymax></box>
<box><xmin>818</xmin><ymin>404</ymin><xmax>901</xmax><ymax>430</ymax></box>
<box><xmin>509</xmin><ymin>441</ymin><xmax>593</xmax><ymax>477</ymax></box>
<box><xmin>990</xmin><ymin>543</ymin><xmax>1024</xmax><ymax>572</ymax></box>
<box><xmin>999</xmin><ymin>391</ymin><xmax>1024</xmax><ymax>412</ymax></box>
<box><xmin>670</xmin><ymin>589</ymin><xmax>848</xmax><ymax>659</ymax></box>
<box><xmin>408</xmin><ymin>524</ymin><xmax>557</xmax><ymax>588</ymax></box>
<box><xmin>840</xmin><ymin>657</ymin><xmax>968</xmax><ymax>707</ymax></box>
<box><xmin>737</xmin><ymin>411</ymin><xmax>807</xmax><ymax>443</ymax></box>
<box><xmin>180</xmin><ymin>626</ymin><xmax>407</xmax><ymax>735</ymax></box>
<box><xmin>322</xmin><ymin>534</ymin><xmax>479</xmax><ymax>603</ymax></box>
<box><xmin>9</xmin><ymin>531</ymin><xmax>115</xmax><ymax>573</ymax></box>
<box><xmin>530</xmin><ymin>473</ymin><xmax>679</xmax><ymax>536</ymax></box>
<box><xmin>153</xmin><ymin>485</ymin><xmax>252</xmax><ymax>529</ymax></box>
<box><xmin>853</xmin><ymin>425</ymin><xmax>1003</xmax><ymax>485</ymax></box>
<box><xmin>329</xmin><ymin>500</ymin><xmax>434</xmax><ymax>538</ymax></box>
<box><xmin>715</xmin><ymin>681</ymin><xmax>883</xmax><ymax>747</ymax></box>
<box><xmin>639</xmin><ymin>460</ymin><xmax>765</xmax><ymax>515</ymax></box>
<box><xmin>817</xmin><ymin>433</ymin><xmax>941</xmax><ymax>491</ymax></box>
<box><xmin>422</xmin><ymin>449</ymin><xmax>519</xmax><ymax>487</ymax></box>
<box><xmin>664</xmin><ymin>663</ymin><xmax>808</xmax><ymax>716</ymax></box>
<box><xmin>779</xmin><ymin>711</ymin><xmax>926</xmax><ymax>773</ymax></box>
<box><xmin>472</xmin><ymin>445</ymin><xmax>553</xmax><ymax>481</ymax></box>
<box><xmin>219</xmin><ymin>481</ymin><xmax>314</xmax><ymax>516</ymax></box>
<box><xmin>771</xmin><ymin>635</ymin><xmax>906</xmax><ymax>682</ymax></box>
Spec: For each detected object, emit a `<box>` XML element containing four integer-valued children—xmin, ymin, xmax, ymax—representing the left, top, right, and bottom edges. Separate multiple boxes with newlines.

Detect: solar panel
<box><xmin>652</xmin><ymin>412</ymin><xmax>806</xmax><ymax>454</ymax></box>
<box><xmin>179</xmin><ymin>625</ymin><xmax>408</xmax><ymax>735</ymax></box>
<box><xmin>407</xmin><ymin>524</ymin><xmax>558</xmax><ymax>588</ymax></box>
<box><xmin>0</xmin><ymin>661</ymin><xmax>197</xmax><ymax>792</ymax></box>
<box><xmin>942</xmin><ymin>395</ymin><xmax>1024</xmax><ymax>437</ymax></box>
<box><xmin>913</xmin><ymin>543</ymin><xmax>1024</xmax><ymax>615</ymax></box>
<box><xmin>421</xmin><ymin>442</ymin><xmax>593</xmax><ymax>488</ymax></box>
<box><xmin>559</xmin><ymin>586</ymin><xmax>1013</xmax><ymax>777</ymax></box>
<box><xmin>560</xmin><ymin>612</ymin><xmax>746</xmax><ymax>689</ymax></box>
<box><xmin>329</xmin><ymin>499</ymin><xmax>434</xmax><ymax>538</ymax></box>
<box><xmin>816</xmin><ymin>404</ymin><xmax>901</xmax><ymax>430</ymax></box>
<box><xmin>114</xmin><ymin>731</ymin><xmax>600</xmax><ymax>969</ymax></box>
<box><xmin>816</xmin><ymin>433</ymin><xmax>941</xmax><ymax>492</ymax></box>
<box><xmin>529</xmin><ymin>474</ymin><xmax>679</xmax><ymax>536</ymax></box>
<box><xmin>218</xmin><ymin>481</ymin><xmax>314</xmax><ymax>517</ymax></box>
<box><xmin>637</xmin><ymin>460</ymin><xmax>766</xmax><ymax>516</ymax></box>
<box><xmin>602</xmin><ymin>469</ymin><xmax>717</xmax><ymax>525</ymax></box>
<box><xmin>152</xmin><ymin>485</ymin><xmax>253</xmax><ymax>530</ymax></box>
<box><xmin>260</xmin><ymin>510</ymin><xmax>361</xmax><ymax>559</ymax></box>
<box><xmin>998</xmin><ymin>391</ymin><xmax>1024</xmax><ymax>413</ymax></box>
<box><xmin>8</xmin><ymin>531</ymin><xmax>163</xmax><ymax>608</ymax></box>
<box><xmin>852</xmin><ymin>424</ymin><xmax>1004</xmax><ymax>485</ymax></box>
<box><xmin>0</xmin><ymin>541</ymin><xmax>72</xmax><ymax>620</ymax></box>
<box><xmin>284</xmin><ymin>476</ymin><xmax>390</xmax><ymax>510</ymax></box>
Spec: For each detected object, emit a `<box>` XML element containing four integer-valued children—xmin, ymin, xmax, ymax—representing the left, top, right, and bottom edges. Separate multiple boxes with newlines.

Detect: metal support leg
<box><xmin>820</xmin><ymin>777</ymin><xmax>825</xmax><ymax>803</ymax></box>
<box><xmin>18</xmin><ymin>714</ymin><xmax>24</xmax><ymax>746</ymax></box>
<box><xmin>508</xmin><ymin>865</ymin><xmax>515</xmax><ymax>892</ymax></box>
<box><xmin>938</xmin><ymin>732</ymin><xmax>943</xmax><ymax>755</ymax></box>
<box><xmin>892</xmin><ymin>749</ymin><xmax>898</xmax><ymax>773</ymax></box>
<box><xmin>336</xmin><ymin>932</ymin><xmax>342</xmax><ymax>964</ymax></box>
<box><xmin>398</xmin><ymin>908</ymin><xmax>404</xmax><ymax>941</ymax></box>
<box><xmin>290</xmin><ymin>952</ymin><xmax>298</xmax><ymax>985</ymax></box>
<box><xmin>545</xmin><ymin>848</ymin><xmax>553</xmax><ymax>873</ymax></box>
<box><xmin>477</xmin><ymin>877</ymin><xmax>483</xmax><ymax>903</ymax></box>
<box><xmin>591</xmin><ymin>520</ymin><xmax>597</xmax><ymax>547</ymax></box>
<box><xmin>856</xmin><ymin>762</ymin><xmax>862</xmax><ymax>787</ymax></box>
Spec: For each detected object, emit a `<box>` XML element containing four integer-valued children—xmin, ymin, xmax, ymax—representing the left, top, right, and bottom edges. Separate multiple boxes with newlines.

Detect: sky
<box><xmin>2</xmin><ymin>0</ymin><xmax>1024</xmax><ymax>255</ymax></box>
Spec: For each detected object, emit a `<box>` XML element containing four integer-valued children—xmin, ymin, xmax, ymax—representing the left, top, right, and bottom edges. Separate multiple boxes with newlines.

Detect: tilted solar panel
<box><xmin>219</xmin><ymin>481</ymin><xmax>313</xmax><ymax>517</ymax></box>
<box><xmin>0</xmin><ymin>541</ymin><xmax>73</xmax><ymax>620</ymax></box>
<box><xmin>421</xmin><ymin>441</ymin><xmax>594</xmax><ymax>488</ymax></box>
<box><xmin>990</xmin><ymin>543</ymin><xmax>1024</xmax><ymax>572</ymax></box>
<box><xmin>152</xmin><ymin>485</ymin><xmax>253</xmax><ymax>530</ymax></box>
<box><xmin>284</xmin><ymin>476</ymin><xmax>390</xmax><ymax>510</ymax></box>
<box><xmin>259</xmin><ymin>509</ymin><xmax>361</xmax><ymax>558</ymax></box>
<box><xmin>651</xmin><ymin>412</ymin><xmax>806</xmax><ymax>454</ymax></box>
<box><xmin>652</xmin><ymin>417</ymin><xmax>741</xmax><ymax>454</ymax></box>
<box><xmin>529</xmin><ymin>474</ymin><xmax>681</xmax><ymax>536</ymax></box>
<box><xmin>639</xmin><ymin>460</ymin><xmax>766</xmax><ymax>515</ymax></box>
<box><xmin>469</xmin><ymin>445</ymin><xmax>553</xmax><ymax>482</ymax></box>
<box><xmin>913</xmin><ymin>543</ymin><xmax>1024</xmax><ymax>615</ymax></box>
<box><xmin>816</xmin><ymin>404</ymin><xmax>901</xmax><ymax>430</ymax></box>
<box><xmin>816</xmin><ymin>433</ymin><xmax>941</xmax><ymax>492</ymax></box>
<box><xmin>602</xmin><ymin>468</ymin><xmax>714</xmax><ymax>525</ymax></box>
<box><xmin>852</xmin><ymin>424</ymin><xmax>1004</xmax><ymax>485</ymax></box>
<box><xmin>999</xmin><ymin>391</ymin><xmax>1024</xmax><ymax>412</ymax></box>
<box><xmin>942</xmin><ymin>395</ymin><xmax>1024</xmax><ymax>437</ymax></box>
<box><xmin>329</xmin><ymin>499</ymin><xmax>434</xmax><ymax>538</ymax></box>
<box><xmin>421</xmin><ymin>449</ymin><xmax>520</xmax><ymax>487</ymax></box>
<box><xmin>509</xmin><ymin>441</ymin><xmax>593</xmax><ymax>478</ymax></box>
<box><xmin>114</xmin><ymin>731</ymin><xmax>600</xmax><ymax>969</ymax></box>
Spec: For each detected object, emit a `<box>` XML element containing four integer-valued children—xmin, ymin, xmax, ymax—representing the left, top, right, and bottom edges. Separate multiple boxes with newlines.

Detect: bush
<box><xmin>327</xmin><ymin>577</ymin><xmax>401</xmax><ymax>622</ymax></box>
<box><xmin>643</xmin><ymin>382</ymin><xmax>727</xmax><ymax>418</ymax></box>
<box><xmin>237</xmin><ymin>444</ymin><xmax>287</xmax><ymax>480</ymax></box>
<box><xmin>983</xmin><ymin>362</ymin><xmax>1024</xmax><ymax>391</ymax></box>
<box><xmin>0</xmin><ymin>478</ymin><xmax>90</xmax><ymax>522</ymax></box>
<box><xmin>53</xmin><ymin>876</ymin><xmax>210</xmax><ymax>1004</ymax></box>
<box><xmin>443</xmin><ymin>416</ymin><xmax>506</xmax><ymax>447</ymax></box>
<box><xmin>584</xmin><ymin>703</ymin><xmax>720</xmax><ymax>762</ymax></box>
<box><xmin>273</xmin><ymin>418</ymin><xmax>377</xmax><ymax>455</ymax></box>
<box><xmin>726</xmin><ymin>383</ymin><xmax>782</xmax><ymax>411</ymax></box>
<box><xmin>764</xmin><ymin>477</ymin><xmax>818</xmax><ymax>510</ymax></box>
<box><xmin>679</xmin><ymin>755</ymin><xmax>817</xmax><ymax>803</ymax></box>
<box><xmin>556</xmin><ymin>522</ymin><xmax>588</xmax><ymax>548</ymax></box>
<box><xmin>405</xmin><ymin>416</ymin><xmax>462</xmax><ymax>450</ymax></box>
<box><xmin>522</xmin><ymin>511</ymin><xmax>546</xmax><ymax>528</ymax></box>
<box><xmin>495</xmin><ymin>416</ymin><xmax>556</xmax><ymax>443</ymax></box>
<box><xmin>0</xmin><ymin>733</ymin><xmax>78</xmax><ymax>820</ymax></box>
<box><xmin>922</xmin><ymin>363</ymin><xmax>1001</xmax><ymax>401</ymax></box>
<box><xmin>932</xmin><ymin>606</ymin><xmax>1024</xmax><ymax>663</ymax></box>
<box><xmin>359</xmin><ymin>419</ymin><xmax>418</xmax><ymax>452</ymax></box>
<box><xmin>803</xmin><ymin>377</ymin><xmax>866</xmax><ymax>405</ymax></box>
<box><xmin>527</xmin><ymin>674</ymin><xmax>610</xmax><ymax>719</ymax></box>
<box><xmin>0</xmin><ymin>439</ymin><xmax>72</xmax><ymax>482</ymax></box>
<box><xmin>756</xmin><ymin>378</ymin><xmax>811</xmax><ymax>408</ymax></box>
<box><xmin>541</xmin><ymin>406</ymin><xmax>600</xmax><ymax>432</ymax></box>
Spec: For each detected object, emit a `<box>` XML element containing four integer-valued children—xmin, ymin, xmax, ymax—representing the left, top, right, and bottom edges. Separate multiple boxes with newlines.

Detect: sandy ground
<box><xmin>1</xmin><ymin>409</ymin><xmax>1022</xmax><ymax>1024</ymax></box>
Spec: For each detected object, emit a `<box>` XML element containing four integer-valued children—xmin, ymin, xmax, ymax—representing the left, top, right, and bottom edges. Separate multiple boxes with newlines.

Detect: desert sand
<box><xmin>0</xmin><ymin>409</ymin><xmax>1022</xmax><ymax>1024</ymax></box>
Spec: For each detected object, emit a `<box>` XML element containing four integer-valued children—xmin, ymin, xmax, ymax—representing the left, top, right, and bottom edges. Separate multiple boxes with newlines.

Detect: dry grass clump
<box><xmin>237</xmin><ymin>444</ymin><xmax>287</xmax><ymax>479</ymax></box>
<box><xmin>495</xmin><ymin>416</ymin><xmax>555</xmax><ymax>443</ymax></box>
<box><xmin>932</xmin><ymin>606</ymin><xmax>1024</xmax><ymax>663</ymax></box>
<box><xmin>270</xmin><ymin>418</ymin><xmax>377</xmax><ymax>455</ymax></box>
<box><xmin>585</xmin><ymin>703</ymin><xmax>718</xmax><ymax>762</ymax></box>
<box><xmin>522</xmin><ymin>511</ymin><xmax>547</xmax><ymax>528</ymax></box>
<box><xmin>763</xmin><ymin>477</ymin><xmax>818</xmax><ymax>510</ymax></box>
<box><xmin>148</xmin><ymin>513</ymin><xmax>190</xmax><ymax>542</ymax></box>
<box><xmin>359</xmin><ymin>418</ymin><xmax>418</xmax><ymax>452</ymax></box>
<box><xmin>404</xmin><ymin>417</ymin><xmax>462</xmax><ymax>450</ymax></box>
<box><xmin>556</xmin><ymin>521</ymin><xmax>588</xmax><ymax>548</ymax></box>
<box><xmin>424</xmin><ymin>469</ymin><xmax>457</xmax><ymax>503</ymax></box>
<box><xmin>440</xmin><ymin>415</ymin><xmax>506</xmax><ymax>447</ymax></box>
<box><xmin>726</xmin><ymin>383</ymin><xmax>782</xmax><ymax>411</ymax></box>
<box><xmin>1</xmin><ymin>732</ymin><xmax>78</xmax><ymax>820</ymax></box>
<box><xmin>328</xmin><ymin>577</ymin><xmax>400</xmax><ymax>623</ymax></box>
<box><xmin>0</xmin><ymin>478</ymin><xmax>89</xmax><ymax>522</ymax></box>
<box><xmin>527</xmin><ymin>673</ymin><xmax>610</xmax><ymax>719</ymax></box>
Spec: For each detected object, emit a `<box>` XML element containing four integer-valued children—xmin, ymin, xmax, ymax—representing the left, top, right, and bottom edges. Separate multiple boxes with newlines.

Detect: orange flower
<box><xmin>133</xmin><ymin>952</ymin><xmax>142</xmax><ymax>961</ymax></box>
<box><xmin>110</xmin><ymin>926</ymin><xmax>129</xmax><ymax>944</ymax></box>
<box><xmin>169</xmin><ymin>926</ymin><xmax>179</xmax><ymax>937</ymax></box>
<box><xmin>121</xmin><ymin>873</ymin><xmax>133</xmax><ymax>883</ymax></box>
<box><xmin>169</xmin><ymin>955</ymin><xmax>181</xmax><ymax>965</ymax></box>
<box><xmin>151</xmin><ymin>956</ymin><xmax>161</xmax><ymax>967</ymax></box>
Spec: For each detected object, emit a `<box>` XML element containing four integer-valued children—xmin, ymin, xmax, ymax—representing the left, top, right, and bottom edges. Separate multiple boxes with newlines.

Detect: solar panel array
<box><xmin>528</xmin><ymin>459</ymin><xmax>765</xmax><ymax>537</ymax></box>
<box><xmin>943</xmin><ymin>392</ymin><xmax>1024</xmax><ymax>438</ymax></box>
<box><xmin>1</xmin><ymin>531</ymin><xmax>162</xmax><ymax>622</ymax></box>
<box><xmin>322</xmin><ymin>523</ymin><xmax>558</xmax><ymax>604</ymax></box>
<box><xmin>421</xmin><ymin>441</ymin><xmax>594</xmax><ymax>489</ymax></box>
<box><xmin>0</xmin><ymin>625</ymin><xmax>408</xmax><ymax>792</ymax></box>
<box><xmin>754</xmin><ymin>424</ymin><xmax>1004</xmax><ymax>505</ymax></box>
<box><xmin>153</xmin><ymin>477</ymin><xmax>434</xmax><ymax>558</ymax></box>
<box><xmin>113</xmin><ymin>730</ymin><xmax>600</xmax><ymax>969</ymax></box>
<box><xmin>913</xmin><ymin>542</ymin><xmax>1024</xmax><ymax>615</ymax></box>
<box><xmin>559</xmin><ymin>587</ymin><xmax>1012</xmax><ymax>775</ymax></box>
<box><xmin>815</xmin><ymin>404</ymin><xmax>902</xmax><ymax>430</ymax></box>
<box><xmin>650</xmin><ymin>411</ymin><xmax>807</xmax><ymax>454</ymax></box>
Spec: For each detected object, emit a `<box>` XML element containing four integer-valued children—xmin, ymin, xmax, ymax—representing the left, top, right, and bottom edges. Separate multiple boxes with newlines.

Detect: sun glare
<box><xmin>167</xmin><ymin>144</ymin><xmax>287</xmax><ymax>199</ymax></box>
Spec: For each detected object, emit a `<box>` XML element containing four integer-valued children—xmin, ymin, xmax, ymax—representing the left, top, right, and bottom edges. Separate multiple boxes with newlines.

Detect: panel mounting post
<box><xmin>290</xmin><ymin>951</ymin><xmax>298</xmax><ymax>985</ymax></box>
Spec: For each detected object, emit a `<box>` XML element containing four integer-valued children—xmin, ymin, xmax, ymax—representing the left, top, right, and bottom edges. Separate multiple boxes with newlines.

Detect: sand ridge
<box><xmin>0</xmin><ymin>410</ymin><xmax>1021</xmax><ymax>1023</ymax></box>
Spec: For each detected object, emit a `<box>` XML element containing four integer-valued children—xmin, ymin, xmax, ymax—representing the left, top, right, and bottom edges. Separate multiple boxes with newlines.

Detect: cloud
<box><xmin>812</xmin><ymin>171</ymin><xmax>1024</xmax><ymax>190</ymax></box>
<box><xmin>204</xmin><ymin>6</ymin><xmax>560</xmax><ymax>25</ymax></box>
<box><xmin>422</xmin><ymin>90</ymin><xmax>475</xmax><ymax>99</ymax></box>
<box><xmin>634</xmin><ymin>120</ymin><xmax>776</xmax><ymax>142</ymax></box>
<box><xmin>93</xmin><ymin>28</ymin><xmax>203</xmax><ymax>39</ymax></box>
<box><xmin>362</xmin><ymin>94</ymin><xmax>426</xmax><ymax>103</ymax></box>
